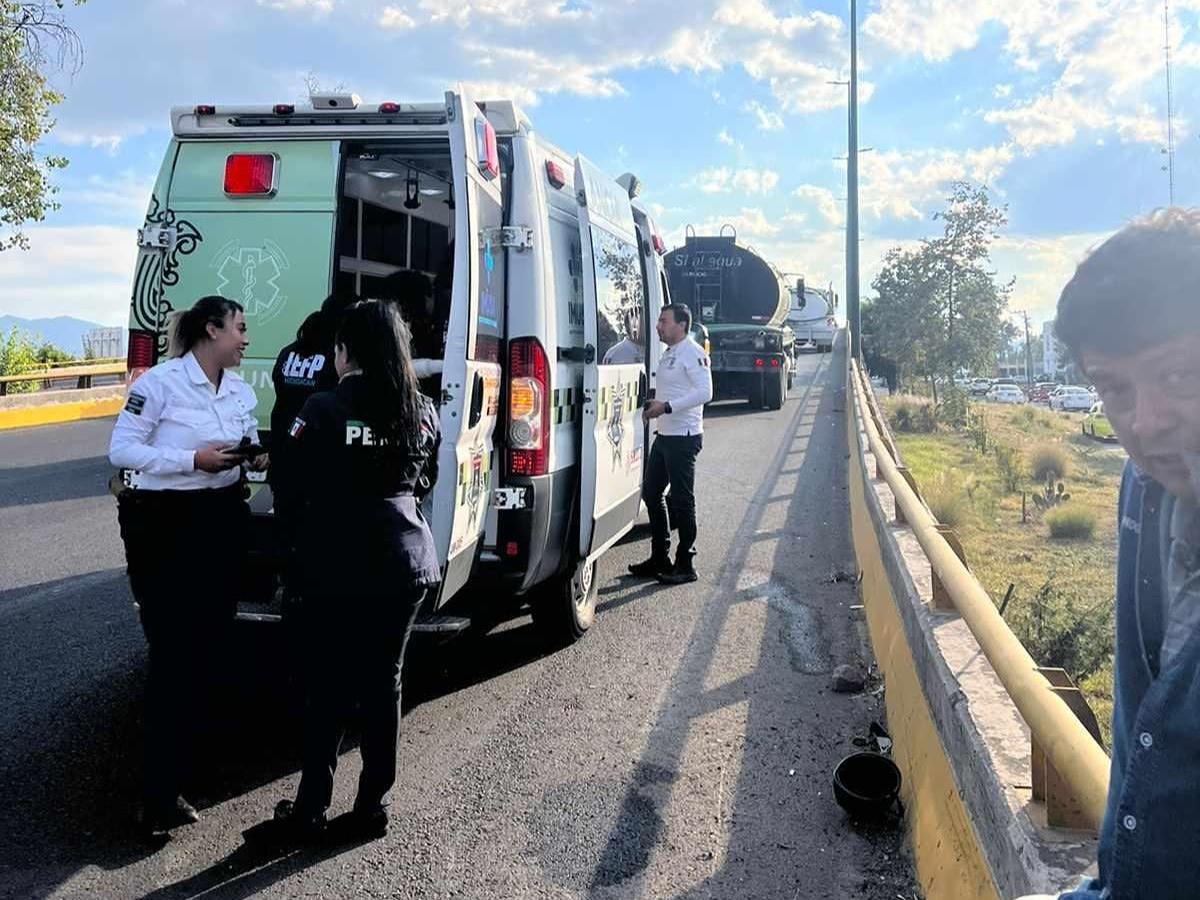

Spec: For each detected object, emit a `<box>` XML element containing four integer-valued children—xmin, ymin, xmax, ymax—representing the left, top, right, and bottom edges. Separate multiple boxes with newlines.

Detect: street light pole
<box><xmin>847</xmin><ymin>0</ymin><xmax>862</xmax><ymax>358</ymax></box>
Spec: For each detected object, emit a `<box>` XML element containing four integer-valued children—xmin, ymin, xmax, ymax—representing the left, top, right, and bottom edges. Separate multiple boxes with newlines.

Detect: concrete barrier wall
<box><xmin>0</xmin><ymin>386</ymin><xmax>125</xmax><ymax>430</ymax></box>
<box><xmin>847</xmin><ymin>389</ymin><xmax>1097</xmax><ymax>899</ymax></box>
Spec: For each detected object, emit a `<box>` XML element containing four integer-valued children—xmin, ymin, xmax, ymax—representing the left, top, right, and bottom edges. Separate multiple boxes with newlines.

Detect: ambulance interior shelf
<box><xmin>336</xmin><ymin>143</ymin><xmax>453</xmax><ymax>392</ymax></box>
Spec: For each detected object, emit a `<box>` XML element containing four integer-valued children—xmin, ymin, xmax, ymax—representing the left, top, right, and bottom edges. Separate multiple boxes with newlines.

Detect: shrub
<box><xmin>1010</xmin><ymin>578</ymin><xmax>1114</xmax><ymax>682</ymax></box>
<box><xmin>1047</xmin><ymin>505</ymin><xmax>1097</xmax><ymax>540</ymax></box>
<box><xmin>967</xmin><ymin>409</ymin><xmax>991</xmax><ymax>454</ymax></box>
<box><xmin>994</xmin><ymin>443</ymin><xmax>1026</xmax><ymax>493</ymax></box>
<box><xmin>1030</xmin><ymin>443</ymin><xmax>1071</xmax><ymax>482</ymax></box>
<box><xmin>889</xmin><ymin>396</ymin><xmax>937</xmax><ymax>434</ymax></box>
<box><xmin>0</xmin><ymin>327</ymin><xmax>41</xmax><ymax>395</ymax></box>
<box><xmin>924</xmin><ymin>472</ymin><xmax>968</xmax><ymax>527</ymax></box>
<box><xmin>936</xmin><ymin>387</ymin><xmax>970</xmax><ymax>429</ymax></box>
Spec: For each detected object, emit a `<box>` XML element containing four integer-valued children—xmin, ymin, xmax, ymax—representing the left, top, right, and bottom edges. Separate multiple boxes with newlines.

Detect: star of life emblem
<box><xmin>211</xmin><ymin>238</ymin><xmax>291</xmax><ymax>325</ymax></box>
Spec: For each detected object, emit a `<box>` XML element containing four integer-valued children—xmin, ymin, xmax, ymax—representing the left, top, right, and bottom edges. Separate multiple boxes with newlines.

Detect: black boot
<box><xmin>629</xmin><ymin>555</ymin><xmax>673</xmax><ymax>578</ymax></box>
<box><xmin>658</xmin><ymin>557</ymin><xmax>697</xmax><ymax>585</ymax></box>
<box><xmin>272</xmin><ymin>799</ymin><xmax>328</xmax><ymax>843</ymax></box>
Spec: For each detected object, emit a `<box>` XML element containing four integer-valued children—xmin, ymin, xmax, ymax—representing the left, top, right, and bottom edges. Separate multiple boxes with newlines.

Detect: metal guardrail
<box><xmin>0</xmin><ymin>362</ymin><xmax>126</xmax><ymax>396</ymax></box>
<box><xmin>849</xmin><ymin>358</ymin><xmax>1110</xmax><ymax>830</ymax></box>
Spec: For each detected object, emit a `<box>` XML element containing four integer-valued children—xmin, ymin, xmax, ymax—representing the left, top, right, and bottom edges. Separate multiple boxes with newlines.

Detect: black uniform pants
<box><xmin>643</xmin><ymin>434</ymin><xmax>703</xmax><ymax>565</ymax></box>
<box><xmin>293</xmin><ymin>589</ymin><xmax>426</xmax><ymax>816</ymax></box>
<box><xmin>116</xmin><ymin>485</ymin><xmax>249</xmax><ymax>810</ymax></box>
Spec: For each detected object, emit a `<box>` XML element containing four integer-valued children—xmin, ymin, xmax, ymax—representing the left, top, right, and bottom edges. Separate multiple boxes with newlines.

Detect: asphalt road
<box><xmin>0</xmin><ymin>342</ymin><xmax>917</xmax><ymax>900</ymax></box>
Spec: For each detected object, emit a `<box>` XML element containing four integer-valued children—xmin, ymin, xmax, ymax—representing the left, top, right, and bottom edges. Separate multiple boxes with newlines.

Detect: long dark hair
<box><xmin>294</xmin><ymin>292</ymin><xmax>357</xmax><ymax>355</ymax></box>
<box><xmin>336</xmin><ymin>300</ymin><xmax>423</xmax><ymax>445</ymax></box>
<box><xmin>168</xmin><ymin>295</ymin><xmax>243</xmax><ymax>358</ymax></box>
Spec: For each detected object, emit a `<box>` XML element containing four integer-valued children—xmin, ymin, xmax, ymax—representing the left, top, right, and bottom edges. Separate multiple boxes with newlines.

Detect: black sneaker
<box><xmin>629</xmin><ymin>557</ymin><xmax>673</xmax><ymax>578</ymax></box>
<box><xmin>658</xmin><ymin>566</ymin><xmax>698</xmax><ymax>585</ymax></box>
<box><xmin>272</xmin><ymin>799</ymin><xmax>328</xmax><ymax>842</ymax></box>
<box><xmin>344</xmin><ymin>805</ymin><xmax>389</xmax><ymax>840</ymax></box>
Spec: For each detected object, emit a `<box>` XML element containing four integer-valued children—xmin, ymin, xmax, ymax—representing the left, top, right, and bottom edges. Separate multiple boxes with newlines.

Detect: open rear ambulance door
<box><xmin>431</xmin><ymin>87</ymin><xmax>505</xmax><ymax>604</ymax></box>
<box><xmin>575</xmin><ymin>155</ymin><xmax>646</xmax><ymax>560</ymax></box>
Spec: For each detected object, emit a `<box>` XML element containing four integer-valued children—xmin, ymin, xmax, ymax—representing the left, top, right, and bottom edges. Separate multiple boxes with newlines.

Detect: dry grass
<box><xmin>886</xmin><ymin>401</ymin><xmax>1123</xmax><ymax>742</ymax></box>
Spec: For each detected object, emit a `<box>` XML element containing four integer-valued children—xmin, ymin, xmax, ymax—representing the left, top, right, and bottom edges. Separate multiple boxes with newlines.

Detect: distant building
<box><xmin>83</xmin><ymin>327</ymin><xmax>124</xmax><ymax>359</ymax></box>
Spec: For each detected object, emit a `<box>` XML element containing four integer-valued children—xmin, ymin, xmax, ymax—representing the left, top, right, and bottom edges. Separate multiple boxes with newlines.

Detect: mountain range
<box><xmin>0</xmin><ymin>315</ymin><xmax>116</xmax><ymax>355</ymax></box>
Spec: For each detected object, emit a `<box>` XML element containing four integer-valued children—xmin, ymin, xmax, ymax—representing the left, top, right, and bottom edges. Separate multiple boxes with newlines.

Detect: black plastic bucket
<box><xmin>833</xmin><ymin>751</ymin><xmax>902</xmax><ymax>818</ymax></box>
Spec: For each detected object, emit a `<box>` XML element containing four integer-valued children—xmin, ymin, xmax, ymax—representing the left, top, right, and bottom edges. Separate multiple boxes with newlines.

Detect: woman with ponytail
<box><xmin>271</xmin><ymin>299</ymin><xmax>440</xmax><ymax>842</ymax></box>
<box><xmin>108</xmin><ymin>294</ymin><xmax>266</xmax><ymax>834</ymax></box>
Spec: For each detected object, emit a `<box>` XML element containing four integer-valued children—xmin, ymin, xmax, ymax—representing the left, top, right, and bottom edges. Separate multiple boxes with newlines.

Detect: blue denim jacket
<box><xmin>1060</xmin><ymin>462</ymin><xmax>1200</xmax><ymax>900</ymax></box>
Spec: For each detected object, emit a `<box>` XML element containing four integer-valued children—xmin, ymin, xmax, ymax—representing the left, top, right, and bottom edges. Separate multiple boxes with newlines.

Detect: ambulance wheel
<box><xmin>765</xmin><ymin>370</ymin><xmax>786</xmax><ymax>410</ymax></box>
<box><xmin>531</xmin><ymin>556</ymin><xmax>597</xmax><ymax>644</ymax></box>
<box><xmin>747</xmin><ymin>379</ymin><xmax>765</xmax><ymax>409</ymax></box>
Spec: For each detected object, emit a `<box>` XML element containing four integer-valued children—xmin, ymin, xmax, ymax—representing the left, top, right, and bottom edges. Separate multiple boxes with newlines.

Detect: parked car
<box><xmin>986</xmin><ymin>384</ymin><xmax>1027</xmax><ymax>404</ymax></box>
<box><xmin>1083</xmin><ymin>402</ymin><xmax>1116</xmax><ymax>440</ymax></box>
<box><xmin>1029</xmin><ymin>382</ymin><xmax>1058</xmax><ymax>404</ymax></box>
<box><xmin>1050</xmin><ymin>386</ymin><xmax>1095</xmax><ymax>412</ymax></box>
<box><xmin>968</xmin><ymin>378</ymin><xmax>992</xmax><ymax>396</ymax></box>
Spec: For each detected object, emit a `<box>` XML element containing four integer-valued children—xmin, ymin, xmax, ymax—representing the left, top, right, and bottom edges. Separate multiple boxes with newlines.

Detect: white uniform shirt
<box><xmin>603</xmin><ymin>338</ymin><xmax>644</xmax><ymax>366</ymax></box>
<box><xmin>109</xmin><ymin>351</ymin><xmax>259</xmax><ymax>491</ymax></box>
<box><xmin>654</xmin><ymin>336</ymin><xmax>713</xmax><ymax>436</ymax></box>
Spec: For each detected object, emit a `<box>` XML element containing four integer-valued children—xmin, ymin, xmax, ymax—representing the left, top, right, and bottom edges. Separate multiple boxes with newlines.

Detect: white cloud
<box><xmin>691</xmin><ymin>167</ymin><xmax>779</xmax><ymax>195</ymax></box>
<box><xmin>793</xmin><ymin>185</ymin><xmax>844</xmax><ymax>225</ymax></box>
<box><xmin>257</xmin><ymin>0</ymin><xmax>334</xmax><ymax>12</ymax></box>
<box><xmin>0</xmin><ymin>226</ymin><xmax>138</xmax><ymax>325</ymax></box>
<box><xmin>866</xmin><ymin>0</ymin><xmax>1200</xmax><ymax>150</ymax></box>
<box><xmin>378</xmin><ymin>6</ymin><xmax>416</xmax><ymax>28</ymax></box>
<box><xmin>717</xmin><ymin>128</ymin><xmax>739</xmax><ymax>148</ymax></box>
<box><xmin>672</xmin><ymin>207</ymin><xmax>782</xmax><ymax>240</ymax></box>
<box><xmin>853</xmin><ymin>144</ymin><xmax>1015</xmax><ymax>221</ymax></box>
<box><xmin>992</xmin><ymin>232</ymin><xmax>1111</xmax><ymax>323</ymax></box>
<box><xmin>745</xmin><ymin>100</ymin><xmax>784</xmax><ymax>131</ymax></box>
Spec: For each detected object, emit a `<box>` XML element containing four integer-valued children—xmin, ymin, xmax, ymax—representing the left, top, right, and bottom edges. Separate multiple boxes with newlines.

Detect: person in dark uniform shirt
<box><xmin>268</xmin><ymin>293</ymin><xmax>355</xmax><ymax>519</ymax></box>
<box><xmin>271</xmin><ymin>299</ymin><xmax>441</xmax><ymax>842</ymax></box>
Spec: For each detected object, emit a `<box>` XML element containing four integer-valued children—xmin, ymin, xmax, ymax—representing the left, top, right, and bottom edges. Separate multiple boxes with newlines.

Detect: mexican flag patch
<box><xmin>288</xmin><ymin>417</ymin><xmax>306</xmax><ymax>438</ymax></box>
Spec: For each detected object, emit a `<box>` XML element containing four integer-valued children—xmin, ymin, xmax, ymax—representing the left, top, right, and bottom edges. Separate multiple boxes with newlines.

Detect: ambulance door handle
<box><xmin>637</xmin><ymin>371</ymin><xmax>648</xmax><ymax>406</ymax></box>
<box><xmin>468</xmin><ymin>371</ymin><xmax>485</xmax><ymax>428</ymax></box>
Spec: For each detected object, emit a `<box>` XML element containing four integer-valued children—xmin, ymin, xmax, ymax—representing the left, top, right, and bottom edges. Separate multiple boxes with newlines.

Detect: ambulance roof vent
<box><xmin>310</xmin><ymin>93</ymin><xmax>362</xmax><ymax>110</ymax></box>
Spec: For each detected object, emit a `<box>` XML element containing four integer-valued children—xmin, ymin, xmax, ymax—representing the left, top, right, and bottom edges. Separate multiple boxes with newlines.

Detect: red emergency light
<box><xmin>224</xmin><ymin>154</ymin><xmax>277</xmax><ymax>196</ymax></box>
<box><xmin>652</xmin><ymin>233</ymin><xmax>666</xmax><ymax>255</ymax></box>
<box><xmin>474</xmin><ymin>117</ymin><xmax>499</xmax><ymax>181</ymax></box>
<box><xmin>545</xmin><ymin>160</ymin><xmax>567</xmax><ymax>189</ymax></box>
<box><xmin>273</xmin><ymin>103</ymin><xmax>295</xmax><ymax>116</ymax></box>
<box><xmin>194</xmin><ymin>104</ymin><xmax>216</xmax><ymax>116</ymax></box>
<box><xmin>378</xmin><ymin>102</ymin><xmax>401</xmax><ymax>114</ymax></box>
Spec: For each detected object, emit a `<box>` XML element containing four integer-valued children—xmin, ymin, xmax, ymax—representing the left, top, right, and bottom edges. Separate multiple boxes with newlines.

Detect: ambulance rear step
<box><xmin>411</xmin><ymin>615</ymin><xmax>472</xmax><ymax>634</ymax></box>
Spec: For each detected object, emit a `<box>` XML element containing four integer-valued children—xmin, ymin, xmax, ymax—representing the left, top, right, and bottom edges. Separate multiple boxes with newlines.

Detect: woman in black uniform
<box><xmin>272</xmin><ymin>299</ymin><xmax>441</xmax><ymax>841</ymax></box>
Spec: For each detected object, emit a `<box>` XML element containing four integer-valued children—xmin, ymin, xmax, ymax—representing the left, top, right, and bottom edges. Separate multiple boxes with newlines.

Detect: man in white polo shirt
<box><xmin>629</xmin><ymin>303</ymin><xmax>714</xmax><ymax>585</ymax></box>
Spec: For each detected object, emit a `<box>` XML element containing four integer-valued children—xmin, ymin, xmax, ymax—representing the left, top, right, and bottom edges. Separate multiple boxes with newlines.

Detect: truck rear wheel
<box><xmin>531</xmin><ymin>556</ymin><xmax>597</xmax><ymax>645</ymax></box>
<box><xmin>764</xmin><ymin>368</ymin><xmax>786</xmax><ymax>410</ymax></box>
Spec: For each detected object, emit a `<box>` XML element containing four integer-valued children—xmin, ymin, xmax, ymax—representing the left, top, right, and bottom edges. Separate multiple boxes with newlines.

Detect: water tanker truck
<box><xmin>664</xmin><ymin>226</ymin><xmax>796</xmax><ymax>409</ymax></box>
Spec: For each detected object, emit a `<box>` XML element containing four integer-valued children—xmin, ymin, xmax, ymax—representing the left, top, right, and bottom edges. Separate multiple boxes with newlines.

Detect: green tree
<box><xmin>35</xmin><ymin>339</ymin><xmax>72</xmax><ymax>363</ymax></box>
<box><xmin>869</xmin><ymin>182</ymin><xmax>1013</xmax><ymax>398</ymax></box>
<box><xmin>1</xmin><ymin>1</ymin><xmax>84</xmax><ymax>252</ymax></box>
<box><xmin>0</xmin><ymin>325</ymin><xmax>42</xmax><ymax>392</ymax></box>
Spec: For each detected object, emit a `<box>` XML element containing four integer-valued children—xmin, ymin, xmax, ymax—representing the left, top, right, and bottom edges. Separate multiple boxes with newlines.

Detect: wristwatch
<box><xmin>663</xmin><ymin>402</ymin><xmax>673</xmax><ymax>415</ymax></box>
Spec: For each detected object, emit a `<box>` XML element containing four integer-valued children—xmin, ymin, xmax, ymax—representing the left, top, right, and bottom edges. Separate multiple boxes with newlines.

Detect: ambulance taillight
<box><xmin>545</xmin><ymin>160</ymin><xmax>567</xmax><ymax>189</ymax></box>
<box><xmin>508</xmin><ymin>337</ymin><xmax>549</xmax><ymax>477</ymax></box>
<box><xmin>224</xmin><ymin>154</ymin><xmax>277</xmax><ymax>196</ymax></box>
<box><xmin>126</xmin><ymin>329</ymin><xmax>156</xmax><ymax>384</ymax></box>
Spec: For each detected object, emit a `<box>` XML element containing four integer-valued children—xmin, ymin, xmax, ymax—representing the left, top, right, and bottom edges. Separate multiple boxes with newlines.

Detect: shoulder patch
<box><xmin>124</xmin><ymin>392</ymin><xmax>147</xmax><ymax>415</ymax></box>
<box><xmin>288</xmin><ymin>417</ymin><xmax>306</xmax><ymax>439</ymax></box>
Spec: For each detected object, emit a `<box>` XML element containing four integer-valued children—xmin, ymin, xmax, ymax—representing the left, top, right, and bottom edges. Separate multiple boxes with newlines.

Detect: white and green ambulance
<box><xmin>123</xmin><ymin>88</ymin><xmax>669</xmax><ymax>642</ymax></box>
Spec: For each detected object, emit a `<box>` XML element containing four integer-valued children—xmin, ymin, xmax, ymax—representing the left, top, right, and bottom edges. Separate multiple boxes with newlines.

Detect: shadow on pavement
<box><xmin>0</xmin><ymin>457</ymin><xmax>112</xmax><ymax>510</ymax></box>
<box><xmin>586</xmin><ymin>342</ymin><xmax>916</xmax><ymax>899</ymax></box>
<box><xmin>0</xmin><ymin>565</ymin><xmax>586</xmax><ymax>899</ymax></box>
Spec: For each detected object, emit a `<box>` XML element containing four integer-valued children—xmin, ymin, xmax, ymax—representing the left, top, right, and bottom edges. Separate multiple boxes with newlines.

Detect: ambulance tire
<box><xmin>765</xmin><ymin>370</ymin><xmax>786</xmax><ymax>410</ymax></box>
<box><xmin>747</xmin><ymin>379</ymin><xmax>765</xmax><ymax>409</ymax></box>
<box><xmin>531</xmin><ymin>556</ymin><xmax>597</xmax><ymax>645</ymax></box>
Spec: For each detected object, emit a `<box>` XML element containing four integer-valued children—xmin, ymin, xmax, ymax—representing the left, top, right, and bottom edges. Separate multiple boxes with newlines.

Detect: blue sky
<box><xmin>2</xmin><ymin>0</ymin><xmax>1198</xmax><ymax>333</ymax></box>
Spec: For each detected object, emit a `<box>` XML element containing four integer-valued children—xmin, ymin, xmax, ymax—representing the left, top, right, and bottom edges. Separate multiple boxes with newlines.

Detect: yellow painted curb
<box><xmin>0</xmin><ymin>397</ymin><xmax>124</xmax><ymax>431</ymax></box>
